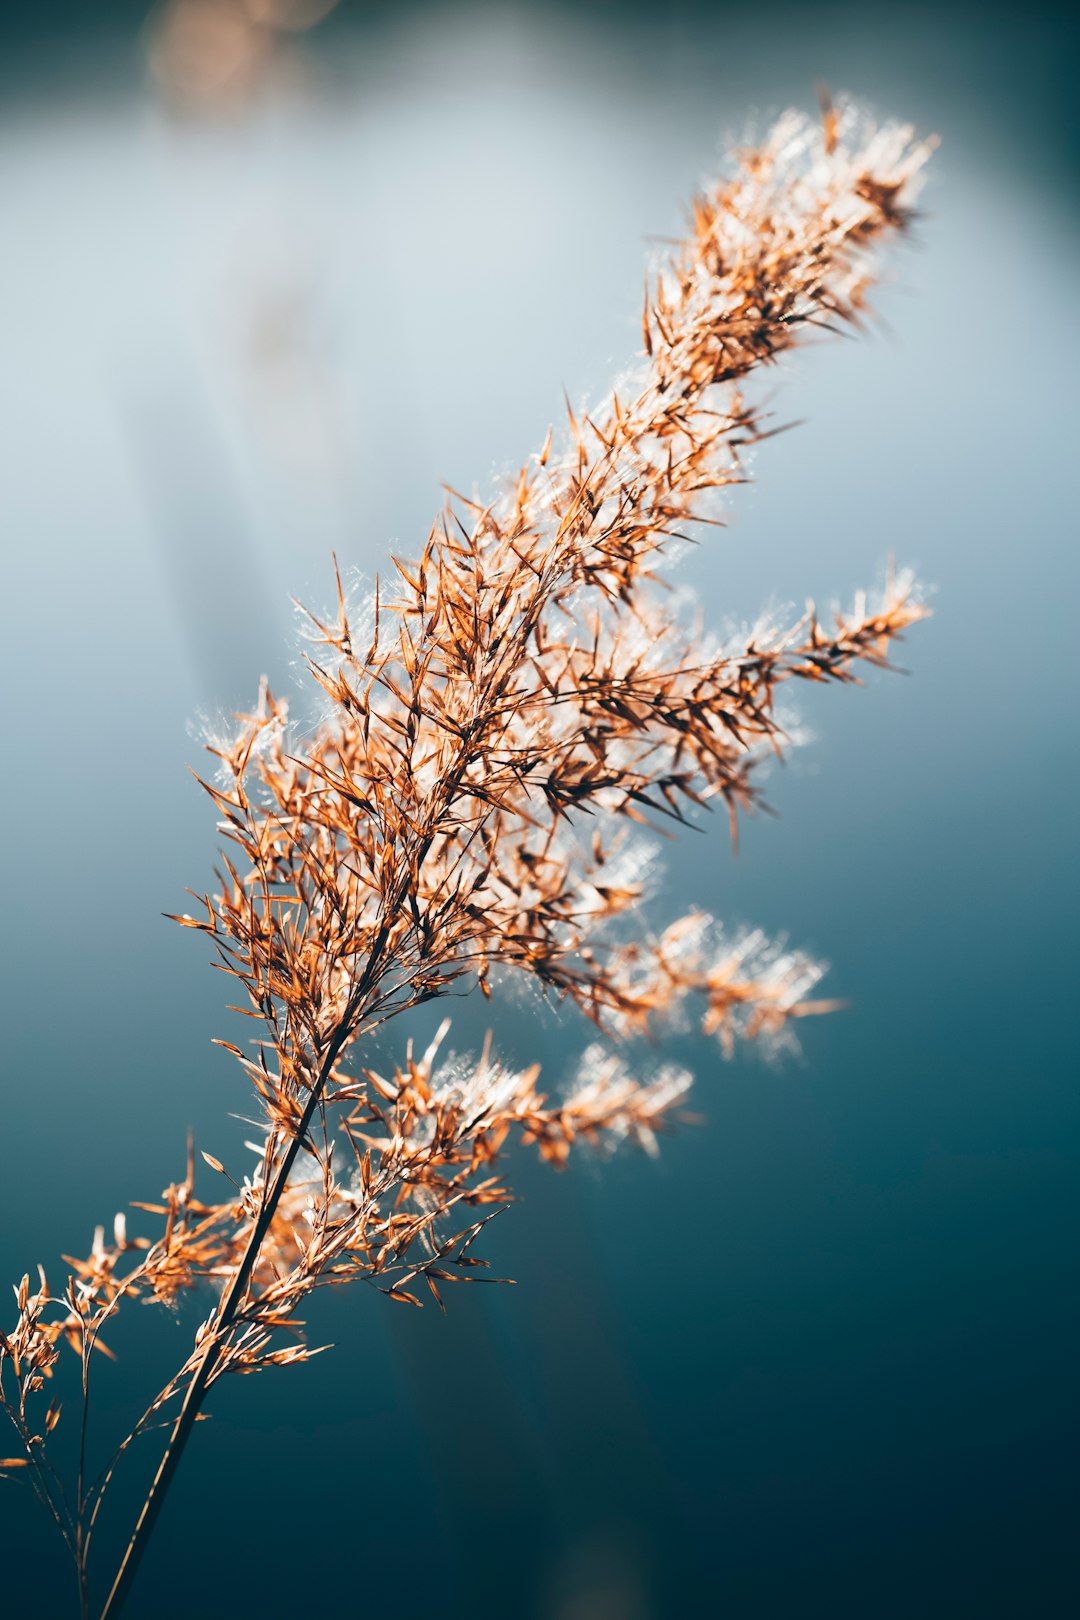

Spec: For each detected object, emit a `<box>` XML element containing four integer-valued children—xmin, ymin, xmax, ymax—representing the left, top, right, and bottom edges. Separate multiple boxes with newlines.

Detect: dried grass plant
<box><xmin>1</xmin><ymin>97</ymin><xmax>935</xmax><ymax>1618</ymax></box>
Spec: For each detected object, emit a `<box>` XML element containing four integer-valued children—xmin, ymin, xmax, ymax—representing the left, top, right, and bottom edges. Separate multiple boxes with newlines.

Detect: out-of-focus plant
<box><xmin>146</xmin><ymin>0</ymin><xmax>342</xmax><ymax>111</ymax></box>
<box><xmin>1</xmin><ymin>97</ymin><xmax>935</xmax><ymax>1618</ymax></box>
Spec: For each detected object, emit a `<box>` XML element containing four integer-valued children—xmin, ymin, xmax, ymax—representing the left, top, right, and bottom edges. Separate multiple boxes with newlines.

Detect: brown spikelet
<box><xmin>2</xmin><ymin>100</ymin><xmax>934</xmax><ymax>1619</ymax></box>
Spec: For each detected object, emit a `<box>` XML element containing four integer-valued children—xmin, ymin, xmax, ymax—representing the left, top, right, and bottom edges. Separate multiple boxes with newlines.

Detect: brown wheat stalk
<box><xmin>0</xmin><ymin>97</ymin><xmax>935</xmax><ymax>1619</ymax></box>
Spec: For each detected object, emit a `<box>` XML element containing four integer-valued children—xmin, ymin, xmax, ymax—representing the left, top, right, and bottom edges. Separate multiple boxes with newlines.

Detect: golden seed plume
<box><xmin>2</xmin><ymin>99</ymin><xmax>934</xmax><ymax>1618</ymax></box>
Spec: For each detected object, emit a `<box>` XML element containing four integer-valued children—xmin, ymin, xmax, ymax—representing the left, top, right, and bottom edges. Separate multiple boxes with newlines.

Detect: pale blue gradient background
<box><xmin>1</xmin><ymin>3</ymin><xmax>1077</xmax><ymax>1615</ymax></box>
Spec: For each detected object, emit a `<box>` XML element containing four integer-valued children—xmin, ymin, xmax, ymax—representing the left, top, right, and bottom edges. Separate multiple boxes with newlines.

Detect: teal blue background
<box><xmin>1</xmin><ymin>3</ymin><xmax>1077</xmax><ymax>1615</ymax></box>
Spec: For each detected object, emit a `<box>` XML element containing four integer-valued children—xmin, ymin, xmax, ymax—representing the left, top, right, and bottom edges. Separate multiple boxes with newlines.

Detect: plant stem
<box><xmin>96</xmin><ymin>1015</ymin><xmax>354</xmax><ymax>1620</ymax></box>
<box><xmin>77</xmin><ymin>1333</ymin><xmax>91</xmax><ymax>1620</ymax></box>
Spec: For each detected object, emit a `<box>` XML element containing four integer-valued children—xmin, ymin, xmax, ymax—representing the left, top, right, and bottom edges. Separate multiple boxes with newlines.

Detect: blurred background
<box><xmin>1</xmin><ymin>3</ymin><xmax>1077</xmax><ymax>1615</ymax></box>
